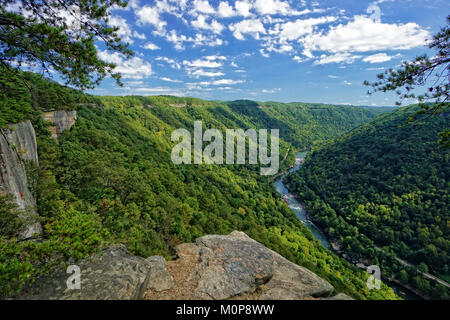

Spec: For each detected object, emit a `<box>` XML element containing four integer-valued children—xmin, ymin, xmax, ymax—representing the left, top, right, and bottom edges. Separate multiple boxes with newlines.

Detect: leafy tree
<box><xmin>418</xmin><ymin>262</ymin><xmax>429</xmax><ymax>274</ymax></box>
<box><xmin>398</xmin><ymin>270</ymin><xmax>409</xmax><ymax>284</ymax></box>
<box><xmin>364</xmin><ymin>16</ymin><xmax>449</xmax><ymax>147</ymax></box>
<box><xmin>0</xmin><ymin>66</ymin><xmax>33</xmax><ymax>126</ymax></box>
<box><xmin>0</xmin><ymin>0</ymin><xmax>132</xmax><ymax>89</ymax></box>
<box><xmin>0</xmin><ymin>194</ymin><xmax>24</xmax><ymax>237</ymax></box>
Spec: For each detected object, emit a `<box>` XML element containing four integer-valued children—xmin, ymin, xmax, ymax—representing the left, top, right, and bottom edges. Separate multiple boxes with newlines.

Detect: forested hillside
<box><xmin>285</xmin><ymin>105</ymin><xmax>450</xmax><ymax>299</ymax></box>
<box><xmin>0</xmin><ymin>66</ymin><xmax>100</xmax><ymax>127</ymax></box>
<box><xmin>0</xmin><ymin>71</ymin><xmax>397</xmax><ymax>299</ymax></box>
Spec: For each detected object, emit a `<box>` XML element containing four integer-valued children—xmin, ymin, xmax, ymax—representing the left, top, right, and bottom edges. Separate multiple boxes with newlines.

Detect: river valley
<box><xmin>274</xmin><ymin>151</ymin><xmax>422</xmax><ymax>300</ymax></box>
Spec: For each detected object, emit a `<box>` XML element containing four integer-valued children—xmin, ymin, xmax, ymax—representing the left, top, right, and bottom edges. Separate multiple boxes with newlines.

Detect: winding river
<box><xmin>274</xmin><ymin>151</ymin><xmax>330</xmax><ymax>249</ymax></box>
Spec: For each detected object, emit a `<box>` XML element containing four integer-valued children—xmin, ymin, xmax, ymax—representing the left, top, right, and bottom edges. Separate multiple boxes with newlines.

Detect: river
<box><xmin>274</xmin><ymin>151</ymin><xmax>330</xmax><ymax>249</ymax></box>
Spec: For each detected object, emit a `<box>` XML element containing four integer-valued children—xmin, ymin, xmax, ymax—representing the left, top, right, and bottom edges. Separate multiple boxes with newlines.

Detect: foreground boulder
<box><xmin>17</xmin><ymin>245</ymin><xmax>168</xmax><ymax>300</ymax></box>
<box><xmin>145</xmin><ymin>232</ymin><xmax>340</xmax><ymax>300</ymax></box>
<box><xmin>18</xmin><ymin>232</ymin><xmax>351</xmax><ymax>300</ymax></box>
<box><xmin>175</xmin><ymin>231</ymin><xmax>334</xmax><ymax>300</ymax></box>
<box><xmin>192</xmin><ymin>232</ymin><xmax>275</xmax><ymax>299</ymax></box>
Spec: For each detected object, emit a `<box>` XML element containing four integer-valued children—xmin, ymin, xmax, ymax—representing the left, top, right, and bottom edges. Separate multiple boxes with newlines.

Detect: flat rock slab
<box><xmin>260</xmin><ymin>248</ymin><xmax>334</xmax><ymax>299</ymax></box>
<box><xmin>146</xmin><ymin>256</ymin><xmax>174</xmax><ymax>292</ymax></box>
<box><xmin>189</xmin><ymin>231</ymin><xmax>333</xmax><ymax>300</ymax></box>
<box><xmin>17</xmin><ymin>245</ymin><xmax>154</xmax><ymax>300</ymax></box>
<box><xmin>193</xmin><ymin>232</ymin><xmax>274</xmax><ymax>299</ymax></box>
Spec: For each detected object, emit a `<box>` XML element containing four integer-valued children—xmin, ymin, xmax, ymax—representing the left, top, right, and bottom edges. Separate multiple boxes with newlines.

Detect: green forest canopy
<box><xmin>286</xmin><ymin>105</ymin><xmax>449</xmax><ymax>299</ymax></box>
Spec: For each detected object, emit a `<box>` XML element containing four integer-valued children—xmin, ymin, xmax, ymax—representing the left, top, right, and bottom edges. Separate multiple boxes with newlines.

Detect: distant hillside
<box><xmin>225</xmin><ymin>100</ymin><xmax>389</xmax><ymax>149</ymax></box>
<box><xmin>285</xmin><ymin>105</ymin><xmax>450</xmax><ymax>299</ymax></box>
<box><xmin>97</xmin><ymin>96</ymin><xmax>388</xmax><ymax>150</ymax></box>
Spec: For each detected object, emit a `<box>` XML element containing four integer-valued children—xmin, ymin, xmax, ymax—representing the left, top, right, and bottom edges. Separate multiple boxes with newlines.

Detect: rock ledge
<box><xmin>18</xmin><ymin>232</ymin><xmax>352</xmax><ymax>300</ymax></box>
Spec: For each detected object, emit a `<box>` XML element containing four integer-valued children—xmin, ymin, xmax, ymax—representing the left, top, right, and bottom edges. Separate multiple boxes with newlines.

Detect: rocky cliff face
<box><xmin>17</xmin><ymin>231</ymin><xmax>352</xmax><ymax>300</ymax></box>
<box><xmin>42</xmin><ymin>110</ymin><xmax>77</xmax><ymax>140</ymax></box>
<box><xmin>0</xmin><ymin>120</ymin><xmax>41</xmax><ymax>238</ymax></box>
<box><xmin>0</xmin><ymin>111</ymin><xmax>77</xmax><ymax>238</ymax></box>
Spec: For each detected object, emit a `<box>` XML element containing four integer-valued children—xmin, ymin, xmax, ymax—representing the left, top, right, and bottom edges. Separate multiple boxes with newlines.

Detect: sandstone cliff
<box><xmin>42</xmin><ymin>110</ymin><xmax>77</xmax><ymax>140</ymax></box>
<box><xmin>0</xmin><ymin>112</ymin><xmax>77</xmax><ymax>239</ymax></box>
<box><xmin>17</xmin><ymin>231</ymin><xmax>352</xmax><ymax>300</ymax></box>
<box><xmin>0</xmin><ymin>120</ymin><xmax>41</xmax><ymax>238</ymax></box>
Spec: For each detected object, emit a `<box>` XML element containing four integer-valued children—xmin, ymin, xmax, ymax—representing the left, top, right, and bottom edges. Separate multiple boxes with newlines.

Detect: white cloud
<box><xmin>229</xmin><ymin>19</ymin><xmax>266</xmax><ymax>40</ymax></box>
<box><xmin>183</xmin><ymin>58</ymin><xmax>223</xmax><ymax>69</ymax></box>
<box><xmin>142</xmin><ymin>42</ymin><xmax>160</xmax><ymax>50</ymax></box>
<box><xmin>262</xmin><ymin>88</ymin><xmax>281</xmax><ymax>93</ymax></box>
<box><xmin>276</xmin><ymin>16</ymin><xmax>337</xmax><ymax>41</ymax></box>
<box><xmin>260</xmin><ymin>49</ymin><xmax>270</xmax><ymax>58</ymax></box>
<box><xmin>98</xmin><ymin>51</ymin><xmax>153</xmax><ymax>79</ymax></box>
<box><xmin>314</xmin><ymin>52</ymin><xmax>362</xmax><ymax>65</ymax></box>
<box><xmin>235</xmin><ymin>0</ymin><xmax>253</xmax><ymax>17</ymax></box>
<box><xmin>302</xmin><ymin>49</ymin><xmax>314</xmax><ymax>59</ymax></box>
<box><xmin>265</xmin><ymin>44</ymin><xmax>294</xmax><ymax>53</ymax></box>
<box><xmin>192</xmin><ymin>0</ymin><xmax>215</xmax><ymax>15</ymax></box>
<box><xmin>127</xmin><ymin>80</ymin><xmax>144</xmax><ymax>85</ymax></box>
<box><xmin>183</xmin><ymin>56</ymin><xmax>227</xmax><ymax>78</ymax></box>
<box><xmin>191</xmin><ymin>70</ymin><xmax>225</xmax><ymax>77</ymax></box>
<box><xmin>362</xmin><ymin>53</ymin><xmax>393</xmax><ymax>63</ymax></box>
<box><xmin>191</xmin><ymin>33</ymin><xmax>224</xmax><ymax>47</ymax></box>
<box><xmin>212</xmin><ymin>79</ymin><xmax>245</xmax><ymax>85</ymax></box>
<box><xmin>259</xmin><ymin>16</ymin><xmax>336</xmax><ymax>58</ymax></box>
<box><xmin>293</xmin><ymin>56</ymin><xmax>305</xmax><ymax>63</ymax></box>
<box><xmin>192</xmin><ymin>15</ymin><xmax>224</xmax><ymax>34</ymax></box>
<box><xmin>136</xmin><ymin>5</ymin><xmax>167</xmax><ymax>30</ymax></box>
<box><xmin>304</xmin><ymin>16</ymin><xmax>429</xmax><ymax>54</ymax></box>
<box><xmin>160</xmin><ymin>77</ymin><xmax>183</xmax><ymax>83</ymax></box>
<box><xmin>109</xmin><ymin>15</ymin><xmax>134</xmax><ymax>43</ymax></box>
<box><xmin>205</xmin><ymin>55</ymin><xmax>227</xmax><ymax>61</ymax></box>
<box><xmin>251</xmin><ymin>0</ymin><xmax>327</xmax><ymax>16</ymax></box>
<box><xmin>253</xmin><ymin>0</ymin><xmax>291</xmax><ymax>15</ymax></box>
<box><xmin>160</xmin><ymin>30</ymin><xmax>224</xmax><ymax>50</ymax></box>
<box><xmin>155</xmin><ymin>56</ymin><xmax>181</xmax><ymax>69</ymax></box>
<box><xmin>218</xmin><ymin>2</ymin><xmax>236</xmax><ymax>17</ymax></box>
<box><xmin>187</xmin><ymin>79</ymin><xmax>245</xmax><ymax>88</ymax></box>
<box><xmin>161</xmin><ymin>30</ymin><xmax>188</xmax><ymax>50</ymax></box>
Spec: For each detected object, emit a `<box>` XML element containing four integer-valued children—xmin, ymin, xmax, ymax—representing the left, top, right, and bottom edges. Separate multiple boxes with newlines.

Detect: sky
<box><xmin>89</xmin><ymin>0</ymin><xmax>449</xmax><ymax>106</ymax></box>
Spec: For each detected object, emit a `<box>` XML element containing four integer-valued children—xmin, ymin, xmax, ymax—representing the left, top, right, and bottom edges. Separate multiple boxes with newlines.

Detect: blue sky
<box><xmin>90</xmin><ymin>0</ymin><xmax>449</xmax><ymax>106</ymax></box>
